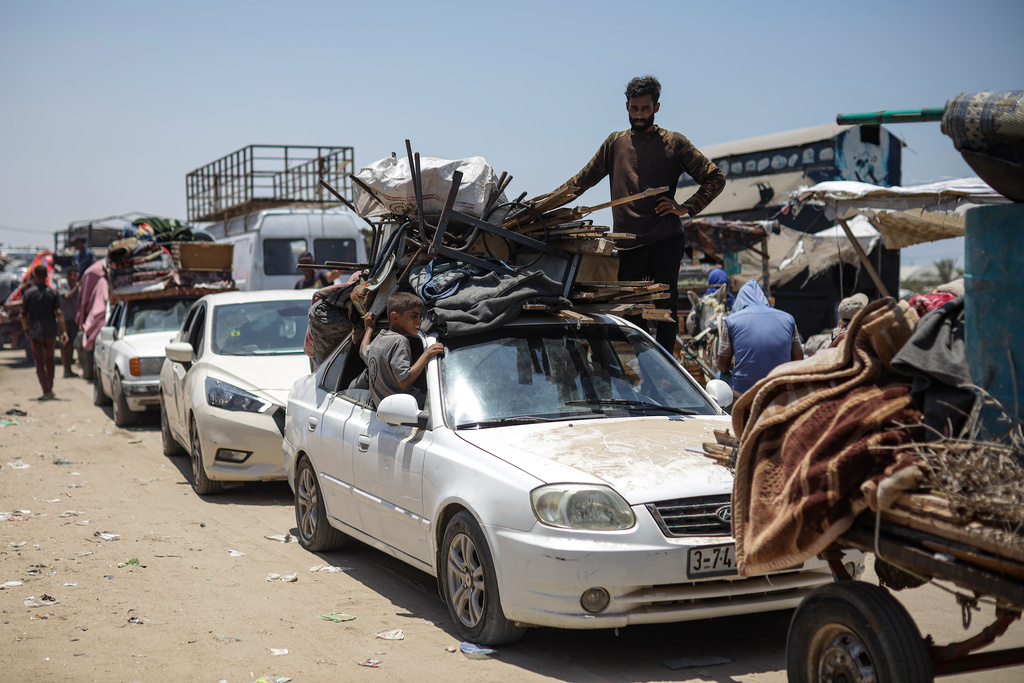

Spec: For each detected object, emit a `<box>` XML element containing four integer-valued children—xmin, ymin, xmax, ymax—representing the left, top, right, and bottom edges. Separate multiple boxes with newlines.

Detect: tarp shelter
<box><xmin>789</xmin><ymin>177</ymin><xmax>1011</xmax><ymax>249</ymax></box>
<box><xmin>735</xmin><ymin>215</ymin><xmax>881</xmax><ymax>290</ymax></box>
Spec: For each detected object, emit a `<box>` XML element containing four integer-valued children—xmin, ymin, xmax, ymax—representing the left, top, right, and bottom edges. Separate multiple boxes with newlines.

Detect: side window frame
<box><xmin>187</xmin><ymin>304</ymin><xmax>206</xmax><ymax>361</ymax></box>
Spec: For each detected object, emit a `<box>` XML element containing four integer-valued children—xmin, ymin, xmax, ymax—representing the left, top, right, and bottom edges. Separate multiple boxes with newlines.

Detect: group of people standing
<box><xmin>16</xmin><ymin>236</ymin><xmax>94</xmax><ymax>400</ymax></box>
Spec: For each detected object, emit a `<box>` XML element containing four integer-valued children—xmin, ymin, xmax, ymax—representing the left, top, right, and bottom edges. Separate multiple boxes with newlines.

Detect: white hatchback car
<box><xmin>160</xmin><ymin>289</ymin><xmax>313</xmax><ymax>495</ymax></box>
<box><xmin>284</xmin><ymin>313</ymin><xmax>859</xmax><ymax>645</ymax></box>
<box><xmin>93</xmin><ymin>296</ymin><xmax>195</xmax><ymax>426</ymax></box>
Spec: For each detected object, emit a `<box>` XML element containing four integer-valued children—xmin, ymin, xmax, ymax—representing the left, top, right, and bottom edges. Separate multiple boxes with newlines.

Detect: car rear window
<box><xmin>212</xmin><ymin>300</ymin><xmax>310</xmax><ymax>356</ymax></box>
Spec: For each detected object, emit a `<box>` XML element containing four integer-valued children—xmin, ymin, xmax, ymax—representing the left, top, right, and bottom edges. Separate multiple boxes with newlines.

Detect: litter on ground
<box><xmin>319</xmin><ymin>612</ymin><xmax>356</xmax><ymax>622</ymax></box>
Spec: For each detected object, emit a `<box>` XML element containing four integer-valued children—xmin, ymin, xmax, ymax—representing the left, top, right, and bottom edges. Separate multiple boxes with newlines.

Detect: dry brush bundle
<box><xmin>905</xmin><ymin>390</ymin><xmax>1024</xmax><ymax>531</ymax></box>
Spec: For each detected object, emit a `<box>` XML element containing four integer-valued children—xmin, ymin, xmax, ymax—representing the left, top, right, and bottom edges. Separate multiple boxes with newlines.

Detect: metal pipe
<box><xmin>836</xmin><ymin>107</ymin><xmax>945</xmax><ymax>125</ymax></box>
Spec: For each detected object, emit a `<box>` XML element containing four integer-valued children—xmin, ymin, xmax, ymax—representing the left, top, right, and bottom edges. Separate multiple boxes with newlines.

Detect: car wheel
<box><xmin>786</xmin><ymin>581</ymin><xmax>932</xmax><ymax>683</ymax></box>
<box><xmin>189</xmin><ymin>418</ymin><xmax>222</xmax><ymax>495</ymax></box>
<box><xmin>160</xmin><ymin>396</ymin><xmax>185</xmax><ymax>456</ymax></box>
<box><xmin>294</xmin><ymin>456</ymin><xmax>346</xmax><ymax>551</ymax></box>
<box><xmin>81</xmin><ymin>349</ymin><xmax>94</xmax><ymax>380</ymax></box>
<box><xmin>441</xmin><ymin>511</ymin><xmax>526</xmax><ymax>646</ymax></box>
<box><xmin>93</xmin><ymin>363</ymin><xmax>111</xmax><ymax>406</ymax></box>
<box><xmin>111</xmin><ymin>371</ymin><xmax>137</xmax><ymax>427</ymax></box>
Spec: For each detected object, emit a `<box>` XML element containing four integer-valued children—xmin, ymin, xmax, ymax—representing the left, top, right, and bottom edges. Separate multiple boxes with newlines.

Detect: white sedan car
<box><xmin>160</xmin><ymin>289</ymin><xmax>313</xmax><ymax>495</ymax></box>
<box><xmin>284</xmin><ymin>313</ymin><xmax>860</xmax><ymax>645</ymax></box>
<box><xmin>93</xmin><ymin>296</ymin><xmax>194</xmax><ymax>426</ymax></box>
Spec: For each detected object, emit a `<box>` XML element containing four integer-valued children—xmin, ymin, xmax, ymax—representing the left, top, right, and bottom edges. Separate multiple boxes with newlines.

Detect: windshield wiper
<box><xmin>565</xmin><ymin>398</ymin><xmax>700</xmax><ymax>415</ymax></box>
<box><xmin>457</xmin><ymin>416</ymin><xmax>553</xmax><ymax>429</ymax></box>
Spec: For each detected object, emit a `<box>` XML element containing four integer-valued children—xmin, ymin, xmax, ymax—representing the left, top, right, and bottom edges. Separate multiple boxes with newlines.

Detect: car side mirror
<box><xmin>98</xmin><ymin>326</ymin><xmax>115</xmax><ymax>342</ymax></box>
<box><xmin>705</xmin><ymin>379</ymin><xmax>734</xmax><ymax>408</ymax></box>
<box><xmin>165</xmin><ymin>342</ymin><xmax>194</xmax><ymax>364</ymax></box>
<box><xmin>376</xmin><ymin>393</ymin><xmax>428</xmax><ymax>429</ymax></box>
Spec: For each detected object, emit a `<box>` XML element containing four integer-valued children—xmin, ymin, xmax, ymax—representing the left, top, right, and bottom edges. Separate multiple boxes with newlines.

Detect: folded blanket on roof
<box><xmin>421</xmin><ymin>269</ymin><xmax>570</xmax><ymax>338</ymax></box>
<box><xmin>731</xmin><ymin>298</ymin><xmax>926</xmax><ymax>577</ymax></box>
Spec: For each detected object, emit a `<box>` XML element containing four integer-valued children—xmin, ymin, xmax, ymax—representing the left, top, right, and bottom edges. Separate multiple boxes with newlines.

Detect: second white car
<box><xmin>159</xmin><ymin>289</ymin><xmax>312</xmax><ymax>495</ymax></box>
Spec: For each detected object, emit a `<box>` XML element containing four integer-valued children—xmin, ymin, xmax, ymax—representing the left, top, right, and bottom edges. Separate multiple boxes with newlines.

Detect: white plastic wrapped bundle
<box><xmin>352</xmin><ymin>155</ymin><xmax>506</xmax><ymax>219</ymax></box>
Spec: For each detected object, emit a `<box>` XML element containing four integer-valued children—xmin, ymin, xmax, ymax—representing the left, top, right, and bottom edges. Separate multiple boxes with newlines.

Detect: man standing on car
<box><xmin>21</xmin><ymin>264</ymin><xmax>68</xmax><ymax>400</ymax></box>
<box><xmin>556</xmin><ymin>75</ymin><xmax>725</xmax><ymax>352</ymax></box>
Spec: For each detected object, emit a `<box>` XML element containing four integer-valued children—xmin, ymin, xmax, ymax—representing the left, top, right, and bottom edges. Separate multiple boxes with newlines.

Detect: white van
<box><xmin>201</xmin><ymin>207</ymin><xmax>368</xmax><ymax>291</ymax></box>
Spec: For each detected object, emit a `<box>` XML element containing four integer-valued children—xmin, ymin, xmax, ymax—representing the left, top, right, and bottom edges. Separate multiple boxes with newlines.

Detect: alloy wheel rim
<box><xmin>297</xmin><ymin>468</ymin><xmax>317</xmax><ymax>540</ymax></box>
<box><xmin>191</xmin><ymin>425</ymin><xmax>201</xmax><ymax>483</ymax></box>
<box><xmin>446</xmin><ymin>532</ymin><xmax>485</xmax><ymax>628</ymax></box>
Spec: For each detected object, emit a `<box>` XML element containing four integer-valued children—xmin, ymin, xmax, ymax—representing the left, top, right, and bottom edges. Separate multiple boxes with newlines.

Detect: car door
<box><xmin>168</xmin><ymin>302</ymin><xmax>206</xmax><ymax>439</ymax></box>
<box><xmin>349</xmin><ymin>391</ymin><xmax>433</xmax><ymax>565</ymax></box>
<box><xmin>95</xmin><ymin>302</ymin><xmax>123</xmax><ymax>396</ymax></box>
<box><xmin>311</xmin><ymin>343</ymin><xmax>364</xmax><ymax>532</ymax></box>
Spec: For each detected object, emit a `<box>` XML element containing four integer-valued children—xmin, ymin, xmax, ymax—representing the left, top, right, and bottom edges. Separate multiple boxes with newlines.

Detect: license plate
<box><xmin>687</xmin><ymin>543</ymin><xmax>738</xmax><ymax>578</ymax></box>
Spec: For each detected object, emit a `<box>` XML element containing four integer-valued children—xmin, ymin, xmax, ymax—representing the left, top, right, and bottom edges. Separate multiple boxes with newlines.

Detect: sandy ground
<box><xmin>1</xmin><ymin>346</ymin><xmax>1022</xmax><ymax>683</ymax></box>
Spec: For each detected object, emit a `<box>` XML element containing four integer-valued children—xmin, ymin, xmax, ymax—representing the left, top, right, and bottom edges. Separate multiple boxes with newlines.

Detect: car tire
<box><xmin>160</xmin><ymin>396</ymin><xmax>185</xmax><ymax>456</ymax></box>
<box><xmin>786</xmin><ymin>581</ymin><xmax>932</xmax><ymax>683</ymax></box>
<box><xmin>93</xmin><ymin>363</ymin><xmax>111</xmax><ymax>406</ymax></box>
<box><xmin>294</xmin><ymin>456</ymin><xmax>346</xmax><ymax>552</ymax></box>
<box><xmin>190</xmin><ymin>417</ymin><xmax>222</xmax><ymax>496</ymax></box>
<box><xmin>81</xmin><ymin>349</ymin><xmax>94</xmax><ymax>380</ymax></box>
<box><xmin>441</xmin><ymin>511</ymin><xmax>526</xmax><ymax>646</ymax></box>
<box><xmin>111</xmin><ymin>371</ymin><xmax>137</xmax><ymax>427</ymax></box>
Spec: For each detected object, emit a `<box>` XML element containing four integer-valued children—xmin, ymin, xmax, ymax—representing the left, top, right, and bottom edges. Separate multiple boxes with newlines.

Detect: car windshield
<box><xmin>211</xmin><ymin>300</ymin><xmax>310</xmax><ymax>356</ymax></box>
<box><xmin>440</xmin><ymin>322</ymin><xmax>717</xmax><ymax>428</ymax></box>
<box><xmin>124</xmin><ymin>299</ymin><xmax>191</xmax><ymax>335</ymax></box>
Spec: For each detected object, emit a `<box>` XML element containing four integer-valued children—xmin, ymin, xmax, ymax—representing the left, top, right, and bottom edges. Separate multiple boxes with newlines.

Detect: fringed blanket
<box><xmin>731</xmin><ymin>298</ymin><xmax>926</xmax><ymax>576</ymax></box>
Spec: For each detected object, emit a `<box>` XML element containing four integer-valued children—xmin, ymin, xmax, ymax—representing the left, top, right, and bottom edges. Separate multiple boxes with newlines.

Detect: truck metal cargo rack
<box><xmin>186</xmin><ymin>144</ymin><xmax>355</xmax><ymax>223</ymax></box>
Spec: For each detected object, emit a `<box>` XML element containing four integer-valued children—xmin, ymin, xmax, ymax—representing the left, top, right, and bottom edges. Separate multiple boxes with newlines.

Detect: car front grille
<box><xmin>646</xmin><ymin>494</ymin><xmax>732</xmax><ymax>537</ymax></box>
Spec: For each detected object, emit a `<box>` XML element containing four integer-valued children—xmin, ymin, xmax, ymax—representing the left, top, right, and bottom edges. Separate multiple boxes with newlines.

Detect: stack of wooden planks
<box><xmin>569</xmin><ymin>280</ymin><xmax>672</xmax><ymax>322</ymax></box>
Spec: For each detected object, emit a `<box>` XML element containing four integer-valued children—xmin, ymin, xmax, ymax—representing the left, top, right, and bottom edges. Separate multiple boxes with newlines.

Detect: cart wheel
<box><xmin>786</xmin><ymin>581</ymin><xmax>933</xmax><ymax>683</ymax></box>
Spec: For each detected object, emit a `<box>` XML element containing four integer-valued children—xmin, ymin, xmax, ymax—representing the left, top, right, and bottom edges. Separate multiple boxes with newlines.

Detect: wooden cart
<box><xmin>786</xmin><ymin>493</ymin><xmax>1024</xmax><ymax>681</ymax></box>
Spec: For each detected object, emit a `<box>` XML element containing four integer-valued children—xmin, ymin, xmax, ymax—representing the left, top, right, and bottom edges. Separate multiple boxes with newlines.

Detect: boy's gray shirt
<box><xmin>360</xmin><ymin>329</ymin><xmax>413</xmax><ymax>407</ymax></box>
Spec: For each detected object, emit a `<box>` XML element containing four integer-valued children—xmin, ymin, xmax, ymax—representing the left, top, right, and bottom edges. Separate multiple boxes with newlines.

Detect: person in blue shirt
<box><xmin>717</xmin><ymin>279</ymin><xmax>803</xmax><ymax>394</ymax></box>
<box><xmin>72</xmin><ymin>237</ymin><xmax>96</xmax><ymax>278</ymax></box>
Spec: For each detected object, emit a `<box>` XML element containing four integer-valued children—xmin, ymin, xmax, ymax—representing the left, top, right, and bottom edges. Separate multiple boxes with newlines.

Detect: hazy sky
<box><xmin>2</xmin><ymin>0</ymin><xmax>1021</xmax><ymax>267</ymax></box>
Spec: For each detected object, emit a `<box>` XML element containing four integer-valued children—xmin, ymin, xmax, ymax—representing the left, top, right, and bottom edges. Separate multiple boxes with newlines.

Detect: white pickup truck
<box><xmin>93</xmin><ymin>296</ymin><xmax>195</xmax><ymax>426</ymax></box>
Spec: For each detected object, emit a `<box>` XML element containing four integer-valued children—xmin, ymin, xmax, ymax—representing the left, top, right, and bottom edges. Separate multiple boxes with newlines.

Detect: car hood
<box><xmin>454</xmin><ymin>416</ymin><xmax>735</xmax><ymax>504</ymax></box>
<box><xmin>119</xmin><ymin>331</ymin><xmax>179</xmax><ymax>357</ymax></box>
<box><xmin>207</xmin><ymin>354</ymin><xmax>311</xmax><ymax>406</ymax></box>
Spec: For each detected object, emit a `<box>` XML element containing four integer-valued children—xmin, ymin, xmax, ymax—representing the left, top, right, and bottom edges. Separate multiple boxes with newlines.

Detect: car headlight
<box><xmin>531</xmin><ymin>484</ymin><xmax>636</xmax><ymax>531</ymax></box>
<box><xmin>205</xmin><ymin>377</ymin><xmax>272</xmax><ymax>413</ymax></box>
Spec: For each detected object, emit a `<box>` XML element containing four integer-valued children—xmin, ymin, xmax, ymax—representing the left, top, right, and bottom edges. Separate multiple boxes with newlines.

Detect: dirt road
<box><xmin>2</xmin><ymin>348</ymin><xmax>1021</xmax><ymax>682</ymax></box>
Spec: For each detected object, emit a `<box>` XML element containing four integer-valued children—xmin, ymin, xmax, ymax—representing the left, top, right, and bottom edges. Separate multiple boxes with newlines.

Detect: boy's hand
<box><xmin>363</xmin><ymin>311</ymin><xmax>376</xmax><ymax>327</ymax></box>
<box><xmin>423</xmin><ymin>342</ymin><xmax>445</xmax><ymax>359</ymax></box>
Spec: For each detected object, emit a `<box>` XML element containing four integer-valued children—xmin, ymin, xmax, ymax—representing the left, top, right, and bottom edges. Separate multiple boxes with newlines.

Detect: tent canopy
<box><xmin>789</xmin><ymin>177</ymin><xmax>1010</xmax><ymax>248</ymax></box>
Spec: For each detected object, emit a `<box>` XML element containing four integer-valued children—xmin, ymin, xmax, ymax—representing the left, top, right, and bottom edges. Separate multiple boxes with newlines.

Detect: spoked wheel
<box><xmin>484</xmin><ymin>201</ymin><xmax>548</xmax><ymax>270</ymax></box>
<box><xmin>294</xmin><ymin>457</ymin><xmax>345</xmax><ymax>552</ymax></box>
<box><xmin>189</xmin><ymin>418</ymin><xmax>221</xmax><ymax>496</ymax></box>
<box><xmin>441</xmin><ymin>511</ymin><xmax>525</xmax><ymax>646</ymax></box>
<box><xmin>786</xmin><ymin>581</ymin><xmax>932</xmax><ymax>683</ymax></box>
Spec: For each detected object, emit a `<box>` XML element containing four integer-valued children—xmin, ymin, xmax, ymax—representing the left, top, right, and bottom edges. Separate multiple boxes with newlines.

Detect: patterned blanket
<box><xmin>731</xmin><ymin>298</ymin><xmax>925</xmax><ymax>576</ymax></box>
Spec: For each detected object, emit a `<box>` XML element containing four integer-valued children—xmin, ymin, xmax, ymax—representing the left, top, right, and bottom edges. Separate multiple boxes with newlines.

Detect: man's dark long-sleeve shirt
<box><xmin>562</xmin><ymin>127</ymin><xmax>725</xmax><ymax>249</ymax></box>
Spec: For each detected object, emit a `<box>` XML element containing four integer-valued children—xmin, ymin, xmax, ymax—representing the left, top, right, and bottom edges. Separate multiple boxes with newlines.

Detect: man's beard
<box><xmin>630</xmin><ymin>112</ymin><xmax>655</xmax><ymax>133</ymax></box>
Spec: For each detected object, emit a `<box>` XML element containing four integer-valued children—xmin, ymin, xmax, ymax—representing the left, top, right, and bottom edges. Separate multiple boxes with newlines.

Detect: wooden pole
<box><xmin>837</xmin><ymin>216</ymin><xmax>891</xmax><ymax>299</ymax></box>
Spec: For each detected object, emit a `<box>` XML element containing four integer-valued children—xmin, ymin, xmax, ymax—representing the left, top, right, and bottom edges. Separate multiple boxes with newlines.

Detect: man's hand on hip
<box><xmin>655</xmin><ymin>197</ymin><xmax>690</xmax><ymax>217</ymax></box>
